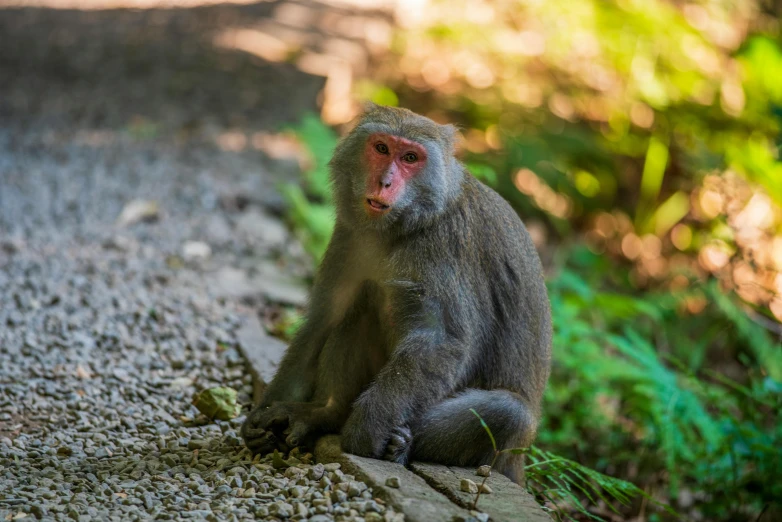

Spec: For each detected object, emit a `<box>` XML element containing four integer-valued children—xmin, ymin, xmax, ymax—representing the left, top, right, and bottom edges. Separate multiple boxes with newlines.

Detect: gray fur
<box><xmin>242</xmin><ymin>106</ymin><xmax>552</xmax><ymax>483</ymax></box>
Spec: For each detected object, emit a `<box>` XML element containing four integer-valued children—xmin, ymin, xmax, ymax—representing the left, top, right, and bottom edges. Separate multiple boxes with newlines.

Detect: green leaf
<box><xmin>502</xmin><ymin>448</ymin><xmax>528</xmax><ymax>455</ymax></box>
<box><xmin>191</xmin><ymin>387</ymin><xmax>241</xmax><ymax>421</ymax></box>
<box><xmin>470</xmin><ymin>408</ymin><xmax>497</xmax><ymax>452</ymax></box>
<box><xmin>272</xmin><ymin>450</ymin><xmax>291</xmax><ymax>469</ymax></box>
<box><xmin>523</xmin><ymin>446</ymin><xmax>678</xmax><ymax>519</ymax></box>
<box><xmin>636</xmin><ymin>135</ymin><xmax>670</xmax><ymax>231</ymax></box>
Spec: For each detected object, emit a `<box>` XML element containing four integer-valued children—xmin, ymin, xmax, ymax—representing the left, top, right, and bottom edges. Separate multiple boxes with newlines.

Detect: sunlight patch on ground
<box><xmin>0</xmin><ymin>0</ymin><xmax>269</xmax><ymax>8</ymax></box>
<box><xmin>211</xmin><ymin>0</ymin><xmax>398</xmax><ymax>125</ymax></box>
<box><xmin>213</xmin><ymin>28</ymin><xmax>292</xmax><ymax>63</ymax></box>
<box><xmin>0</xmin><ymin>0</ymin><xmax>403</xmax><ymax>9</ymax></box>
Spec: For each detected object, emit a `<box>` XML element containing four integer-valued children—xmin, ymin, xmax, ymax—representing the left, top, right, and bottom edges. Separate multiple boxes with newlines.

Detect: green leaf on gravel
<box><xmin>272</xmin><ymin>450</ymin><xmax>291</xmax><ymax>469</ymax></box>
<box><xmin>191</xmin><ymin>387</ymin><xmax>241</xmax><ymax>421</ymax></box>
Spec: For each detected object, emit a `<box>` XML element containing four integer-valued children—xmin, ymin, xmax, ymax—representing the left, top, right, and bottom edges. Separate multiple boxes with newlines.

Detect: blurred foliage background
<box><xmin>279</xmin><ymin>0</ymin><xmax>782</xmax><ymax>520</ymax></box>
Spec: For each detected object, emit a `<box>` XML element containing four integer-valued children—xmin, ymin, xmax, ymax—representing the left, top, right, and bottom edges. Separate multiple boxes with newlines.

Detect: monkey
<box><xmin>241</xmin><ymin>104</ymin><xmax>552</xmax><ymax>483</ymax></box>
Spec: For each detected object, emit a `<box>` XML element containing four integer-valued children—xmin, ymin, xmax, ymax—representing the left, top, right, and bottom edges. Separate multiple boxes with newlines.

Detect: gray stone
<box><xmin>116</xmin><ymin>200</ymin><xmax>160</xmax><ymax>226</ymax></box>
<box><xmin>476</xmin><ymin>465</ymin><xmax>491</xmax><ymax>478</ymax></box>
<box><xmin>209</xmin><ymin>265</ymin><xmax>308</xmax><ymax>307</ymax></box>
<box><xmin>30</xmin><ymin>504</ymin><xmax>48</xmax><ymax>519</ymax></box>
<box><xmin>308</xmin><ymin>463</ymin><xmax>325</xmax><ymax>481</ymax></box>
<box><xmin>234</xmin><ymin>313</ymin><xmax>288</xmax><ymax>404</ymax></box>
<box><xmin>471</xmin><ymin>511</ymin><xmax>490</xmax><ymax>522</ymax></box>
<box><xmin>348</xmin><ymin>481</ymin><xmax>367</xmax><ymax>497</ymax></box>
<box><xmin>182</xmin><ymin>241</ymin><xmax>212</xmax><ymax>261</ymax></box>
<box><xmin>294</xmin><ymin>503</ymin><xmax>308</xmax><ymax>517</ymax></box>
<box><xmin>269</xmin><ymin>501</ymin><xmax>294</xmax><ymax>518</ymax></box>
<box><xmin>235</xmin><ymin>209</ymin><xmax>288</xmax><ymax>247</ymax></box>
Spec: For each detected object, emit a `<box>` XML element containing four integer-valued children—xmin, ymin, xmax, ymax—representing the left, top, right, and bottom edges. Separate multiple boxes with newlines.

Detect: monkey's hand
<box><xmin>340</xmin><ymin>392</ymin><xmax>395</xmax><ymax>459</ymax></box>
<box><xmin>241</xmin><ymin>405</ymin><xmax>288</xmax><ymax>455</ymax></box>
<box><xmin>241</xmin><ymin>402</ymin><xmax>318</xmax><ymax>453</ymax></box>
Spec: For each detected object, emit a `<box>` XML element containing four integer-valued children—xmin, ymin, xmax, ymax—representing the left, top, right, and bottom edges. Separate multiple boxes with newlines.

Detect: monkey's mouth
<box><xmin>366</xmin><ymin>198</ymin><xmax>391</xmax><ymax>213</ymax></box>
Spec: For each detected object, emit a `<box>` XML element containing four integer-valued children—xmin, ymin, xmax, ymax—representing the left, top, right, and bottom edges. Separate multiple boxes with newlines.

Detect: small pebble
<box><xmin>460</xmin><ymin>478</ymin><xmax>479</xmax><ymax>494</ymax></box>
<box><xmin>308</xmin><ymin>463</ymin><xmax>325</xmax><ymax>481</ymax></box>
<box><xmin>470</xmin><ymin>511</ymin><xmax>490</xmax><ymax>522</ymax></box>
<box><xmin>182</xmin><ymin>241</ymin><xmax>212</xmax><ymax>261</ymax></box>
<box><xmin>476</xmin><ymin>465</ymin><xmax>492</xmax><ymax>477</ymax></box>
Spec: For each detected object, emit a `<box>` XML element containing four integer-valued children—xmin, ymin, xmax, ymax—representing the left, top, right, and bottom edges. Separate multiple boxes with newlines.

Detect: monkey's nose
<box><xmin>379</xmin><ymin>180</ymin><xmax>392</xmax><ymax>188</ymax></box>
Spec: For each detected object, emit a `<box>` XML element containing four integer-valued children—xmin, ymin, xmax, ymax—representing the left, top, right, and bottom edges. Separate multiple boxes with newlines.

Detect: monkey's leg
<box><xmin>406</xmin><ymin>389</ymin><xmax>537</xmax><ymax>484</ymax></box>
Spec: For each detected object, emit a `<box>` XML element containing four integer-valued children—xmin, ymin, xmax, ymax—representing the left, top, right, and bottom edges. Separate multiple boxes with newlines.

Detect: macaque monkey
<box><xmin>242</xmin><ymin>104</ymin><xmax>552</xmax><ymax>482</ymax></box>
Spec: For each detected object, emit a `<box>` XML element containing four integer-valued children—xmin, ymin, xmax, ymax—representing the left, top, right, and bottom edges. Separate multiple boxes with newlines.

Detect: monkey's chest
<box><xmin>345</xmin><ymin>280</ymin><xmax>398</xmax><ymax>358</ymax></box>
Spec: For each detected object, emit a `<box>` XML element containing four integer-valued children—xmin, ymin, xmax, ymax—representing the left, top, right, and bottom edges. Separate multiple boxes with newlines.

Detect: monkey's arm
<box><xmin>341</xmin><ymin>285</ymin><xmax>471</xmax><ymax>458</ymax></box>
<box><xmin>242</xmin><ymin>229</ymin><xmax>353</xmax><ymax>453</ymax></box>
<box><xmin>256</xmin><ymin>227</ymin><xmax>351</xmax><ymax>406</ymax></box>
<box><xmin>242</xmin><ymin>299</ymin><xmax>331</xmax><ymax>454</ymax></box>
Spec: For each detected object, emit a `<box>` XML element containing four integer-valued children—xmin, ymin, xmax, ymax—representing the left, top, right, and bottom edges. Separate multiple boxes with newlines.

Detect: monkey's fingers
<box><xmin>383</xmin><ymin>425</ymin><xmax>413</xmax><ymax>464</ymax></box>
<box><xmin>246</xmin><ymin>405</ymin><xmax>291</xmax><ymax>432</ymax></box>
<box><xmin>244</xmin><ymin>430</ymin><xmax>278</xmax><ymax>456</ymax></box>
<box><xmin>285</xmin><ymin>420</ymin><xmax>314</xmax><ymax>448</ymax></box>
<box><xmin>240</xmin><ymin>411</ymin><xmax>264</xmax><ymax>440</ymax></box>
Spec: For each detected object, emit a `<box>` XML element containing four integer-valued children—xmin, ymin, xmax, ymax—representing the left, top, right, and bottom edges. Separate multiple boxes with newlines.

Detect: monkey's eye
<box><xmin>375</xmin><ymin>143</ymin><xmax>389</xmax><ymax>154</ymax></box>
<box><xmin>402</xmin><ymin>152</ymin><xmax>418</xmax><ymax>163</ymax></box>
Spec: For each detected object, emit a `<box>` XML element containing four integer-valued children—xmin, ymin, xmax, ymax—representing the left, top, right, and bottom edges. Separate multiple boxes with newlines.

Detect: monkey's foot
<box><xmin>383</xmin><ymin>425</ymin><xmax>412</xmax><ymax>464</ymax></box>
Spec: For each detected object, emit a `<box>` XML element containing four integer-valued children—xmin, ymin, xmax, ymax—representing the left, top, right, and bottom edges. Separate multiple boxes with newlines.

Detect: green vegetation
<box><xmin>470</xmin><ymin>409</ymin><xmax>669</xmax><ymax>520</ymax></box>
<box><xmin>277</xmin><ymin>1</ymin><xmax>782</xmax><ymax>519</ymax></box>
<box><xmin>279</xmin><ymin>114</ymin><xmax>338</xmax><ymax>260</ymax></box>
<box><xmin>543</xmin><ymin>251</ymin><xmax>782</xmax><ymax>519</ymax></box>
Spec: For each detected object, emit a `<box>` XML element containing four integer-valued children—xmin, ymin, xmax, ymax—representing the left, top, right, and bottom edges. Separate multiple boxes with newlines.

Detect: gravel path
<box><xmin>0</xmin><ymin>226</ymin><xmax>400</xmax><ymax>522</ymax></box>
<box><xmin>0</xmin><ymin>4</ymin><xmax>401</xmax><ymax>521</ymax></box>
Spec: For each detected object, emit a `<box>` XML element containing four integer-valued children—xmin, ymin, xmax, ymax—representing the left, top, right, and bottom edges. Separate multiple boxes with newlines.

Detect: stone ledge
<box><xmin>315</xmin><ymin>435</ymin><xmax>475</xmax><ymax>522</ymax></box>
<box><xmin>410</xmin><ymin>462</ymin><xmax>551</xmax><ymax>522</ymax></box>
<box><xmin>235</xmin><ymin>310</ymin><xmax>287</xmax><ymax>405</ymax></box>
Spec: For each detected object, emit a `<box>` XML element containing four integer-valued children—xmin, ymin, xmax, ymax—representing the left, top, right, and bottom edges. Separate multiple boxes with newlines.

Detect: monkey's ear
<box><xmin>440</xmin><ymin>123</ymin><xmax>461</xmax><ymax>154</ymax></box>
<box><xmin>362</xmin><ymin>101</ymin><xmax>381</xmax><ymax>114</ymax></box>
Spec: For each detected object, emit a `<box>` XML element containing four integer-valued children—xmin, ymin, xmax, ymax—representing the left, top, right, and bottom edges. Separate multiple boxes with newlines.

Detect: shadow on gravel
<box><xmin>0</xmin><ymin>0</ymin><xmax>393</xmax><ymax>237</ymax></box>
<box><xmin>0</xmin><ymin>0</ymin><xmax>390</xmax><ymax>133</ymax></box>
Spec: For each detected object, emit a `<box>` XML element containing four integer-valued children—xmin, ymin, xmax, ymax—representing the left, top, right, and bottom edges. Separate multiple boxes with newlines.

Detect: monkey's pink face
<box><xmin>363</xmin><ymin>133</ymin><xmax>428</xmax><ymax>216</ymax></box>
